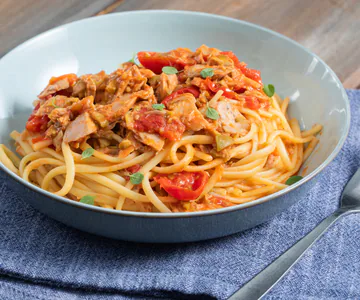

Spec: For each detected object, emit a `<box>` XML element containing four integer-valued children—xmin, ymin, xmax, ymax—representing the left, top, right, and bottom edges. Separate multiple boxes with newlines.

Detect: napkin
<box><xmin>0</xmin><ymin>90</ymin><xmax>359</xmax><ymax>300</ymax></box>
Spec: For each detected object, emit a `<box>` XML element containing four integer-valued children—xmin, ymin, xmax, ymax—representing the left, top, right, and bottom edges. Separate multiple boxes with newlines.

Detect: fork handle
<box><xmin>228</xmin><ymin>208</ymin><xmax>350</xmax><ymax>300</ymax></box>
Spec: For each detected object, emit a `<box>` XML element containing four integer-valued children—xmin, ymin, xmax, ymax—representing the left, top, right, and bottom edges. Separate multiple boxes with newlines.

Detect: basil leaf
<box><xmin>263</xmin><ymin>84</ymin><xmax>275</xmax><ymax>97</ymax></box>
<box><xmin>206</xmin><ymin>106</ymin><xmax>219</xmax><ymax>120</ymax></box>
<box><xmin>162</xmin><ymin>66</ymin><xmax>178</xmax><ymax>75</ymax></box>
<box><xmin>152</xmin><ymin>103</ymin><xmax>165</xmax><ymax>111</ymax></box>
<box><xmin>81</xmin><ymin>147</ymin><xmax>94</xmax><ymax>160</ymax></box>
<box><xmin>80</xmin><ymin>195</ymin><xmax>95</xmax><ymax>205</ymax></box>
<box><xmin>128</xmin><ymin>53</ymin><xmax>137</xmax><ymax>64</ymax></box>
<box><xmin>200</xmin><ymin>68</ymin><xmax>214</xmax><ymax>78</ymax></box>
<box><xmin>285</xmin><ymin>175</ymin><xmax>303</xmax><ymax>185</ymax></box>
<box><xmin>130</xmin><ymin>172</ymin><xmax>144</xmax><ymax>185</ymax></box>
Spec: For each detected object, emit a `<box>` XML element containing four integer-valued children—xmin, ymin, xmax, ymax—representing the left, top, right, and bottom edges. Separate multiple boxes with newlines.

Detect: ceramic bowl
<box><xmin>0</xmin><ymin>11</ymin><xmax>350</xmax><ymax>242</ymax></box>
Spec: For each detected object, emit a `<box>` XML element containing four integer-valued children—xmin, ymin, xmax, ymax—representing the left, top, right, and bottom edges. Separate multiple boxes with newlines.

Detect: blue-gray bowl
<box><xmin>0</xmin><ymin>11</ymin><xmax>350</xmax><ymax>243</ymax></box>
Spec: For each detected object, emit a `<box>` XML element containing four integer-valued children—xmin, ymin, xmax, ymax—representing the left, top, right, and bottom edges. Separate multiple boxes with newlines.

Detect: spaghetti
<box><xmin>0</xmin><ymin>45</ymin><xmax>322</xmax><ymax>213</ymax></box>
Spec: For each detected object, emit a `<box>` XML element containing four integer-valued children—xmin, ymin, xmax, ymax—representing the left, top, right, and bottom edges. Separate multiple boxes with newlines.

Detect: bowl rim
<box><xmin>0</xmin><ymin>10</ymin><xmax>351</xmax><ymax>219</ymax></box>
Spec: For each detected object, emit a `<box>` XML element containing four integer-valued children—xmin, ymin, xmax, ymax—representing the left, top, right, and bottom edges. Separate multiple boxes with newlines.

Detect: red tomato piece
<box><xmin>161</xmin><ymin>119</ymin><xmax>186</xmax><ymax>141</ymax></box>
<box><xmin>220</xmin><ymin>51</ymin><xmax>262</xmax><ymax>84</ymax></box>
<box><xmin>26</xmin><ymin>104</ymin><xmax>49</xmax><ymax>133</ymax></box>
<box><xmin>238</xmin><ymin>64</ymin><xmax>262</xmax><ymax>84</ymax></box>
<box><xmin>126</xmin><ymin>164</ymin><xmax>141</xmax><ymax>174</ymax></box>
<box><xmin>154</xmin><ymin>171</ymin><xmax>209</xmax><ymax>201</ymax></box>
<box><xmin>134</xmin><ymin>109</ymin><xmax>165</xmax><ymax>132</ymax></box>
<box><xmin>221</xmin><ymin>88</ymin><xmax>237</xmax><ymax>99</ymax></box>
<box><xmin>162</xmin><ymin>86</ymin><xmax>200</xmax><ymax>106</ymax></box>
<box><xmin>205</xmin><ymin>77</ymin><xmax>218</xmax><ymax>93</ymax></box>
<box><xmin>137</xmin><ymin>50</ymin><xmax>196</xmax><ymax>74</ymax></box>
<box><xmin>137</xmin><ymin>52</ymin><xmax>183</xmax><ymax>74</ymax></box>
<box><xmin>244</xmin><ymin>96</ymin><xmax>261</xmax><ymax>110</ymax></box>
<box><xmin>26</xmin><ymin>115</ymin><xmax>49</xmax><ymax>133</ymax></box>
<box><xmin>134</xmin><ymin>108</ymin><xmax>185</xmax><ymax>141</ymax></box>
<box><xmin>204</xmin><ymin>78</ymin><xmax>237</xmax><ymax>99</ymax></box>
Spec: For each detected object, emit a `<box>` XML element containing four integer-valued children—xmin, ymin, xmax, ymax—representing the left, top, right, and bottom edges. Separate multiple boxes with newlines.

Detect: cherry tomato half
<box><xmin>154</xmin><ymin>171</ymin><xmax>209</xmax><ymax>201</ymax></box>
<box><xmin>137</xmin><ymin>49</ymin><xmax>196</xmax><ymax>74</ymax></box>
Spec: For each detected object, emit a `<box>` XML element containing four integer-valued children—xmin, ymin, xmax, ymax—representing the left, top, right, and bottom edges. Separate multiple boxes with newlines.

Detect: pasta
<box><xmin>0</xmin><ymin>45</ymin><xmax>322</xmax><ymax>213</ymax></box>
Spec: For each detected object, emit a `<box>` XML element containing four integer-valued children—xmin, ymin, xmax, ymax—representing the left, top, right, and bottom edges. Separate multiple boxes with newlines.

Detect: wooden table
<box><xmin>1</xmin><ymin>0</ymin><xmax>359</xmax><ymax>88</ymax></box>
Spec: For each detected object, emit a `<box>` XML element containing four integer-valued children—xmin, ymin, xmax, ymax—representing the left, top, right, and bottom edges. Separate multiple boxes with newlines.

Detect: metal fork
<box><xmin>229</xmin><ymin>168</ymin><xmax>360</xmax><ymax>300</ymax></box>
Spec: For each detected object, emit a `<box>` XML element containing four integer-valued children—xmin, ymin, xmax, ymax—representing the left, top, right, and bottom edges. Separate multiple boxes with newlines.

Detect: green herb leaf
<box><xmin>206</xmin><ymin>106</ymin><xmax>219</xmax><ymax>120</ymax></box>
<box><xmin>128</xmin><ymin>53</ymin><xmax>137</xmax><ymax>64</ymax></box>
<box><xmin>80</xmin><ymin>195</ymin><xmax>95</xmax><ymax>205</ymax></box>
<box><xmin>285</xmin><ymin>175</ymin><xmax>303</xmax><ymax>185</ymax></box>
<box><xmin>130</xmin><ymin>172</ymin><xmax>144</xmax><ymax>185</ymax></box>
<box><xmin>81</xmin><ymin>147</ymin><xmax>94</xmax><ymax>160</ymax></box>
<box><xmin>51</xmin><ymin>98</ymin><xmax>59</xmax><ymax>108</ymax></box>
<box><xmin>162</xmin><ymin>66</ymin><xmax>178</xmax><ymax>75</ymax></box>
<box><xmin>263</xmin><ymin>84</ymin><xmax>275</xmax><ymax>97</ymax></box>
<box><xmin>200</xmin><ymin>68</ymin><xmax>214</xmax><ymax>78</ymax></box>
<box><xmin>152</xmin><ymin>103</ymin><xmax>165</xmax><ymax>111</ymax></box>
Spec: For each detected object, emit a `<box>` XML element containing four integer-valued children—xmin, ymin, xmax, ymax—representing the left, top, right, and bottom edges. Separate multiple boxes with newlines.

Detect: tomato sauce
<box><xmin>134</xmin><ymin>108</ymin><xmax>185</xmax><ymax>141</ymax></box>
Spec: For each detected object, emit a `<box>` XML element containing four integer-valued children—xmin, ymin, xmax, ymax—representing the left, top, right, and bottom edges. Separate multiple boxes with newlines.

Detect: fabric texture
<box><xmin>0</xmin><ymin>90</ymin><xmax>359</xmax><ymax>300</ymax></box>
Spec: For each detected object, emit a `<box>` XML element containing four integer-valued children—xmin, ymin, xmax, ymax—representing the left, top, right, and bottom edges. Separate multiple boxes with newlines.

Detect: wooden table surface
<box><xmin>1</xmin><ymin>0</ymin><xmax>359</xmax><ymax>88</ymax></box>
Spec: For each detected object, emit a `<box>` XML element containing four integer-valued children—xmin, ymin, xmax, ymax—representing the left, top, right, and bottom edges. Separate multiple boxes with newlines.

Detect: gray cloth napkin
<box><xmin>0</xmin><ymin>90</ymin><xmax>359</xmax><ymax>300</ymax></box>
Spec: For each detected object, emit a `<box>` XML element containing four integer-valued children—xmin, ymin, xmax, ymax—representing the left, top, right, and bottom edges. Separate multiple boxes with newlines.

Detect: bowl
<box><xmin>0</xmin><ymin>10</ymin><xmax>350</xmax><ymax>243</ymax></box>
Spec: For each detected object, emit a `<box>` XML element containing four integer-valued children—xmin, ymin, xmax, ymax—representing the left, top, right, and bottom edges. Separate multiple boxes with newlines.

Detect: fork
<box><xmin>228</xmin><ymin>168</ymin><xmax>360</xmax><ymax>300</ymax></box>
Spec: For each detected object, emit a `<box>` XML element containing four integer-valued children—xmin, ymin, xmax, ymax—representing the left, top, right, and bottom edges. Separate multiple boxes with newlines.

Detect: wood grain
<box><xmin>95</xmin><ymin>0</ymin><xmax>124</xmax><ymax>16</ymax></box>
<box><xmin>113</xmin><ymin>0</ymin><xmax>360</xmax><ymax>87</ymax></box>
<box><xmin>343</xmin><ymin>67</ymin><xmax>360</xmax><ymax>89</ymax></box>
<box><xmin>0</xmin><ymin>0</ymin><xmax>115</xmax><ymax>57</ymax></box>
<box><xmin>0</xmin><ymin>0</ymin><xmax>359</xmax><ymax>87</ymax></box>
